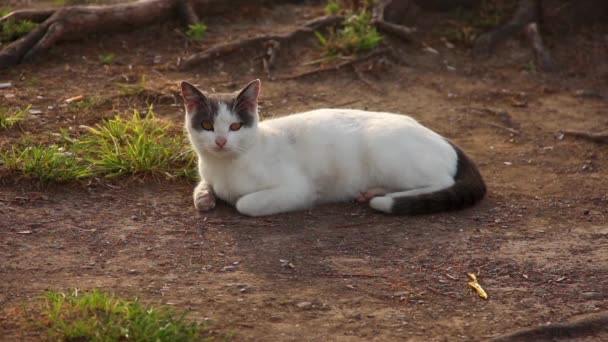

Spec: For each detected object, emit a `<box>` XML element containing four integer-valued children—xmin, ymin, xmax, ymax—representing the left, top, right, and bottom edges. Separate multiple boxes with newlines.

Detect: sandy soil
<box><xmin>1</xmin><ymin>2</ymin><xmax>607</xmax><ymax>341</ymax></box>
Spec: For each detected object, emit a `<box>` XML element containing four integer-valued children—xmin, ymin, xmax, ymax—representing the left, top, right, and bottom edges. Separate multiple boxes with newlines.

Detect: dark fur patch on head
<box><xmin>181</xmin><ymin>81</ymin><xmax>259</xmax><ymax>130</ymax></box>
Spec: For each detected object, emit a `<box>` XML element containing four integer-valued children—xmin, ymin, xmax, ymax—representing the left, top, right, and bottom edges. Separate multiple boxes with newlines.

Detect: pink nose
<box><xmin>215</xmin><ymin>137</ymin><xmax>227</xmax><ymax>148</ymax></box>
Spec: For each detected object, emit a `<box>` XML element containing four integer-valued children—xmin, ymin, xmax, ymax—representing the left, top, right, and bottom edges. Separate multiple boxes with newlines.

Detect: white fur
<box><xmin>187</xmin><ymin>106</ymin><xmax>458</xmax><ymax>217</ymax></box>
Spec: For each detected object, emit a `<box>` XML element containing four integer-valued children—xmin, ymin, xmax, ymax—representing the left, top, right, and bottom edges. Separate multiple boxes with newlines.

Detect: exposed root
<box><xmin>178</xmin><ymin>15</ymin><xmax>343</xmax><ymax>70</ymax></box>
<box><xmin>0</xmin><ymin>0</ymin><xmax>266</xmax><ymax>69</ymax></box>
<box><xmin>524</xmin><ymin>22</ymin><xmax>556</xmax><ymax>71</ymax></box>
<box><xmin>0</xmin><ymin>8</ymin><xmax>56</xmax><ymax>26</ymax></box>
<box><xmin>0</xmin><ymin>0</ymin><xmax>177</xmax><ymax>68</ymax></box>
<box><xmin>491</xmin><ymin>312</ymin><xmax>608</xmax><ymax>342</ymax></box>
<box><xmin>560</xmin><ymin>130</ymin><xmax>608</xmax><ymax>144</ymax></box>
<box><xmin>372</xmin><ymin>0</ymin><xmax>415</xmax><ymax>42</ymax></box>
<box><xmin>277</xmin><ymin>48</ymin><xmax>388</xmax><ymax>80</ymax></box>
<box><xmin>473</xmin><ymin>0</ymin><xmax>556</xmax><ymax>72</ymax></box>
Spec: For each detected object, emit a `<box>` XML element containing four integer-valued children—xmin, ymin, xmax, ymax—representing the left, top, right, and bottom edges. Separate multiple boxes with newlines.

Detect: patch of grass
<box><xmin>0</xmin><ymin>107</ymin><xmax>196</xmax><ymax>183</ymax></box>
<box><xmin>40</xmin><ymin>289</ymin><xmax>211</xmax><ymax>342</ymax></box>
<box><xmin>1</xmin><ymin>15</ymin><xmax>38</xmax><ymax>42</ymax></box>
<box><xmin>99</xmin><ymin>53</ymin><xmax>115</xmax><ymax>65</ymax></box>
<box><xmin>77</xmin><ymin>107</ymin><xmax>196</xmax><ymax>178</ymax></box>
<box><xmin>186</xmin><ymin>22</ymin><xmax>208</xmax><ymax>41</ymax></box>
<box><xmin>0</xmin><ymin>145</ymin><xmax>87</xmax><ymax>183</ymax></box>
<box><xmin>324</xmin><ymin>0</ymin><xmax>341</xmax><ymax>16</ymax></box>
<box><xmin>0</xmin><ymin>105</ymin><xmax>30</xmax><ymax>130</ymax></box>
<box><xmin>316</xmin><ymin>10</ymin><xmax>382</xmax><ymax>58</ymax></box>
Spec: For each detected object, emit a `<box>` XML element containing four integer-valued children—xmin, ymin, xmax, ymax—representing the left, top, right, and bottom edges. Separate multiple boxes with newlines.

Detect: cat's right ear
<box><xmin>180</xmin><ymin>81</ymin><xmax>208</xmax><ymax>115</ymax></box>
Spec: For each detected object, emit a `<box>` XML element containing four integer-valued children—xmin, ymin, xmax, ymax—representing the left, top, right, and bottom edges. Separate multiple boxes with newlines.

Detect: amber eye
<box><xmin>201</xmin><ymin>121</ymin><xmax>214</xmax><ymax>131</ymax></box>
<box><xmin>229</xmin><ymin>122</ymin><xmax>242</xmax><ymax>131</ymax></box>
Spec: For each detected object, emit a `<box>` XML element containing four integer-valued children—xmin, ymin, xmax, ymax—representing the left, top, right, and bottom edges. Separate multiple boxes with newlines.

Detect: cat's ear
<box><xmin>180</xmin><ymin>81</ymin><xmax>208</xmax><ymax>115</ymax></box>
<box><xmin>235</xmin><ymin>79</ymin><xmax>261</xmax><ymax>114</ymax></box>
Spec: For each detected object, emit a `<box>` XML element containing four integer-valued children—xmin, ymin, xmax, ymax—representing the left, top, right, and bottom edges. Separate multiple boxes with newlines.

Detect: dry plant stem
<box><xmin>278</xmin><ymin>48</ymin><xmax>388</xmax><ymax>80</ymax></box>
<box><xmin>179</xmin><ymin>15</ymin><xmax>343</xmax><ymax>70</ymax></box>
<box><xmin>561</xmin><ymin>130</ymin><xmax>608</xmax><ymax>144</ymax></box>
<box><xmin>484</xmin><ymin>122</ymin><xmax>520</xmax><ymax>135</ymax></box>
<box><xmin>491</xmin><ymin>312</ymin><xmax>608</xmax><ymax>342</ymax></box>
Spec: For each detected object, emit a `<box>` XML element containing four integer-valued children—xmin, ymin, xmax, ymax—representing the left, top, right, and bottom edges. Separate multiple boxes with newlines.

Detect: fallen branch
<box><xmin>277</xmin><ymin>48</ymin><xmax>388</xmax><ymax>80</ymax></box>
<box><xmin>560</xmin><ymin>130</ymin><xmax>608</xmax><ymax>144</ymax></box>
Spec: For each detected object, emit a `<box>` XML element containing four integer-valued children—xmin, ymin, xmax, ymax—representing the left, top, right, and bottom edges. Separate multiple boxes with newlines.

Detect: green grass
<box><xmin>99</xmin><ymin>53</ymin><xmax>115</xmax><ymax>65</ymax></box>
<box><xmin>1</xmin><ymin>17</ymin><xmax>37</xmax><ymax>42</ymax></box>
<box><xmin>0</xmin><ymin>107</ymin><xmax>196</xmax><ymax>183</ymax></box>
<box><xmin>40</xmin><ymin>289</ymin><xmax>212</xmax><ymax>342</ymax></box>
<box><xmin>77</xmin><ymin>108</ymin><xmax>195</xmax><ymax>178</ymax></box>
<box><xmin>0</xmin><ymin>105</ymin><xmax>29</xmax><ymax>130</ymax></box>
<box><xmin>0</xmin><ymin>145</ymin><xmax>87</xmax><ymax>183</ymax></box>
<box><xmin>315</xmin><ymin>10</ymin><xmax>382</xmax><ymax>58</ymax></box>
<box><xmin>186</xmin><ymin>22</ymin><xmax>208</xmax><ymax>41</ymax></box>
<box><xmin>324</xmin><ymin>0</ymin><xmax>341</xmax><ymax>15</ymax></box>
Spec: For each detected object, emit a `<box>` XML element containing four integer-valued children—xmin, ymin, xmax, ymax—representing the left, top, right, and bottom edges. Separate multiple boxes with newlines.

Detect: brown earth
<box><xmin>1</xmin><ymin>1</ymin><xmax>608</xmax><ymax>341</ymax></box>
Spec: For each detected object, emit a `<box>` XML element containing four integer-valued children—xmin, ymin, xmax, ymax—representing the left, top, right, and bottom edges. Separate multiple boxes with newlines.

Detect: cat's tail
<box><xmin>369</xmin><ymin>143</ymin><xmax>486</xmax><ymax>215</ymax></box>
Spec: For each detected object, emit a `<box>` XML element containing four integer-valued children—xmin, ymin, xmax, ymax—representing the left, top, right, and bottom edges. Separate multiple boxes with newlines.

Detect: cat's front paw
<box><xmin>194</xmin><ymin>189</ymin><xmax>216</xmax><ymax>211</ymax></box>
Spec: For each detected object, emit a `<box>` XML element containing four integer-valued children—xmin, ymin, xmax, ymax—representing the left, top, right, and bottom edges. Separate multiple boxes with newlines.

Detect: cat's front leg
<box><xmin>193</xmin><ymin>181</ymin><xmax>216</xmax><ymax>211</ymax></box>
<box><xmin>235</xmin><ymin>186</ymin><xmax>315</xmax><ymax>217</ymax></box>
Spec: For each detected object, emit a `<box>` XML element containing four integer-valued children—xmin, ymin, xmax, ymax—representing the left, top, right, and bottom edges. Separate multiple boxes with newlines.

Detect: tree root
<box><xmin>473</xmin><ymin>0</ymin><xmax>557</xmax><ymax>72</ymax></box>
<box><xmin>560</xmin><ymin>130</ymin><xmax>608</xmax><ymax>144</ymax></box>
<box><xmin>0</xmin><ymin>0</ymin><xmax>280</xmax><ymax>69</ymax></box>
<box><xmin>178</xmin><ymin>15</ymin><xmax>344</xmax><ymax>70</ymax></box>
<box><xmin>491</xmin><ymin>312</ymin><xmax>608</xmax><ymax>342</ymax></box>
<box><xmin>0</xmin><ymin>0</ymin><xmax>414</xmax><ymax>73</ymax></box>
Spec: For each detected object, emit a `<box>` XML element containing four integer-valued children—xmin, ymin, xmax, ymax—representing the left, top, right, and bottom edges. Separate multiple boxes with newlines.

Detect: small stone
<box><xmin>296</xmin><ymin>301</ymin><xmax>312</xmax><ymax>309</ymax></box>
<box><xmin>17</xmin><ymin>230</ymin><xmax>32</xmax><ymax>234</ymax></box>
<box><xmin>581</xmin><ymin>291</ymin><xmax>602</xmax><ymax>300</ymax></box>
<box><xmin>222</xmin><ymin>265</ymin><xmax>237</xmax><ymax>272</ymax></box>
<box><xmin>0</xmin><ymin>82</ymin><xmax>12</xmax><ymax>89</ymax></box>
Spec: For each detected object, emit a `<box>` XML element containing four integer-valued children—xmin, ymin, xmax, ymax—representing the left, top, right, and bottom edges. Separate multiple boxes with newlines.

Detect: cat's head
<box><xmin>181</xmin><ymin>79</ymin><xmax>261</xmax><ymax>159</ymax></box>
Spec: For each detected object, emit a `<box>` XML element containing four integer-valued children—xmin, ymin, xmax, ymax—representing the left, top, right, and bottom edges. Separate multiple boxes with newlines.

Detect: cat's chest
<box><xmin>202</xmin><ymin>161</ymin><xmax>268</xmax><ymax>204</ymax></box>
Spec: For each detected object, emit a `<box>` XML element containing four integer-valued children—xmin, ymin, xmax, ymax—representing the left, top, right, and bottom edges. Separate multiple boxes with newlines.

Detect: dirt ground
<box><xmin>1</xmin><ymin>1</ymin><xmax>608</xmax><ymax>341</ymax></box>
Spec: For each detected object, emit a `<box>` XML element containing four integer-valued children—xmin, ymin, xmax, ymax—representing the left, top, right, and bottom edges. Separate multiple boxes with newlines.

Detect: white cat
<box><xmin>181</xmin><ymin>79</ymin><xmax>485</xmax><ymax>217</ymax></box>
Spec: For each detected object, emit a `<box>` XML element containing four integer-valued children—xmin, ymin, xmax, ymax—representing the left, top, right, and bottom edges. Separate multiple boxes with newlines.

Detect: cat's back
<box><xmin>261</xmin><ymin>108</ymin><xmax>420</xmax><ymax>133</ymax></box>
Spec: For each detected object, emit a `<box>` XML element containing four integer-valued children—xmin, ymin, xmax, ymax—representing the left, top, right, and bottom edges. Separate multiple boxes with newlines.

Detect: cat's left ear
<box><xmin>180</xmin><ymin>81</ymin><xmax>208</xmax><ymax>115</ymax></box>
<box><xmin>235</xmin><ymin>79</ymin><xmax>261</xmax><ymax>113</ymax></box>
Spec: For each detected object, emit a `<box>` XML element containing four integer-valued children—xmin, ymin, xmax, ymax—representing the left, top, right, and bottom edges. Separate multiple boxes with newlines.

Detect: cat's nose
<box><xmin>215</xmin><ymin>137</ymin><xmax>227</xmax><ymax>148</ymax></box>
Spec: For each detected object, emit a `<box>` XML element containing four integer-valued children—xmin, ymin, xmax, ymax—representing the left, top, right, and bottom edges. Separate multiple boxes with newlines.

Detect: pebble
<box><xmin>296</xmin><ymin>301</ymin><xmax>312</xmax><ymax>309</ymax></box>
<box><xmin>222</xmin><ymin>265</ymin><xmax>237</xmax><ymax>272</ymax></box>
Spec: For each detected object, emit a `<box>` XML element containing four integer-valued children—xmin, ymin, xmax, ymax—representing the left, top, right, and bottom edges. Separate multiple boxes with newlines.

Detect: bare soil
<box><xmin>1</xmin><ymin>2</ymin><xmax>608</xmax><ymax>341</ymax></box>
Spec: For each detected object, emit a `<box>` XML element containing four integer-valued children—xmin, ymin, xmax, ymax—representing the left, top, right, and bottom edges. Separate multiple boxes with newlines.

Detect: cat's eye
<box><xmin>201</xmin><ymin>121</ymin><xmax>214</xmax><ymax>131</ymax></box>
<box><xmin>229</xmin><ymin>122</ymin><xmax>242</xmax><ymax>131</ymax></box>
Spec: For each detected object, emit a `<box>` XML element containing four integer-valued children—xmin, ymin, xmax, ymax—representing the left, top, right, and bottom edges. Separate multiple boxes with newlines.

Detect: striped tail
<box><xmin>369</xmin><ymin>142</ymin><xmax>486</xmax><ymax>215</ymax></box>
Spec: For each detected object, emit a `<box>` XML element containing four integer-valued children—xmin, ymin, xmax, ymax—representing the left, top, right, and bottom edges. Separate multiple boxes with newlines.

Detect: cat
<box><xmin>181</xmin><ymin>79</ymin><xmax>486</xmax><ymax>217</ymax></box>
